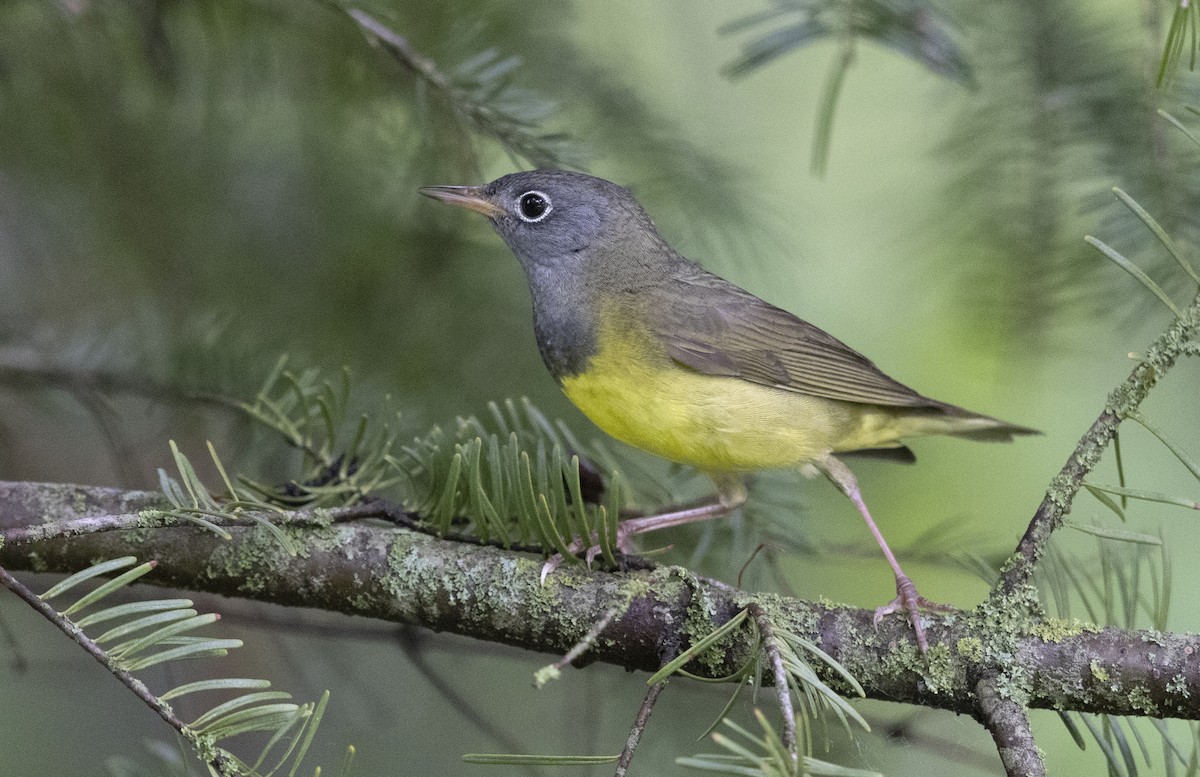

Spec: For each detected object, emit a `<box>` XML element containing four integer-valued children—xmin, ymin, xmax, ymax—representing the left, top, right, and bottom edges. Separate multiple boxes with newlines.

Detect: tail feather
<box><xmin>898</xmin><ymin>399</ymin><xmax>1040</xmax><ymax>443</ymax></box>
<box><xmin>945</xmin><ymin>422</ymin><xmax>1041</xmax><ymax>443</ymax></box>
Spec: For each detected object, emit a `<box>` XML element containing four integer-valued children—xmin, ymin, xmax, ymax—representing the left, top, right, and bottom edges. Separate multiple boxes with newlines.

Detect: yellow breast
<box><xmin>558</xmin><ymin>313</ymin><xmax>908</xmax><ymax>473</ymax></box>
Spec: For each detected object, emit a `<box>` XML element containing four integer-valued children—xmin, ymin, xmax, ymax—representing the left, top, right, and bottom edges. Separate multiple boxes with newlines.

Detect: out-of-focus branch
<box><xmin>339</xmin><ymin>8</ymin><xmax>580</xmax><ymax>169</ymax></box>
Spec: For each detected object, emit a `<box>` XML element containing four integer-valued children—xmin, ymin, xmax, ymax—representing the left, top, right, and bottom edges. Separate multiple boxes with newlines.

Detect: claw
<box><xmin>539</xmin><ymin>489</ymin><xmax>744</xmax><ymax>583</ymax></box>
<box><xmin>873</xmin><ymin>573</ymin><xmax>953</xmax><ymax>655</ymax></box>
<box><xmin>540</xmin><ymin>554</ymin><xmax>564</xmax><ymax>584</ymax></box>
<box><xmin>584</xmin><ymin>544</ymin><xmax>604</xmax><ymax>567</ymax></box>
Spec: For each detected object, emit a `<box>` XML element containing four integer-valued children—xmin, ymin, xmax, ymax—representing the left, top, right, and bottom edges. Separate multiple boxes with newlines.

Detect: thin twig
<box><xmin>613</xmin><ymin>679</ymin><xmax>666</xmax><ymax>777</ymax></box>
<box><xmin>534</xmin><ymin>592</ymin><xmax>634</xmax><ymax>688</ymax></box>
<box><xmin>748</xmin><ymin>602</ymin><xmax>797</xmax><ymax>761</ymax></box>
<box><xmin>975</xmin><ymin>676</ymin><xmax>1046</xmax><ymax>777</ymax></box>
<box><xmin>0</xmin><ymin>564</ymin><xmax>241</xmax><ymax>777</ymax></box>
<box><xmin>339</xmin><ymin>7</ymin><xmax>576</xmax><ymax>168</ymax></box>
<box><xmin>0</xmin><ymin>501</ymin><xmax>394</xmax><ymax>546</ymax></box>
<box><xmin>0</xmin><ymin>358</ymin><xmax>240</xmax><ymax>412</ymax></box>
<box><xmin>995</xmin><ymin>288</ymin><xmax>1200</xmax><ymax>599</ymax></box>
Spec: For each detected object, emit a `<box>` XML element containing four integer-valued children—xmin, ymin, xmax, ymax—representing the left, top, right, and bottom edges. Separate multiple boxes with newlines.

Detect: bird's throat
<box><xmin>527</xmin><ymin>267</ymin><xmax>599</xmax><ymax>380</ymax></box>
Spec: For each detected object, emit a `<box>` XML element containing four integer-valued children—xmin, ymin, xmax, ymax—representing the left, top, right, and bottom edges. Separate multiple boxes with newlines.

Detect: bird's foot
<box><xmin>540</xmin><ymin>526</ymin><xmax>639</xmax><ymax>584</ymax></box>
<box><xmin>872</xmin><ymin>573</ymin><xmax>954</xmax><ymax>656</ymax></box>
<box><xmin>540</xmin><ymin>496</ymin><xmax>741</xmax><ymax>584</ymax></box>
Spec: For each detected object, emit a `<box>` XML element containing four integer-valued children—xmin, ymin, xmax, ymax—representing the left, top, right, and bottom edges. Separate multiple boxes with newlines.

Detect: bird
<box><xmin>419</xmin><ymin>169</ymin><xmax>1038</xmax><ymax>653</ymax></box>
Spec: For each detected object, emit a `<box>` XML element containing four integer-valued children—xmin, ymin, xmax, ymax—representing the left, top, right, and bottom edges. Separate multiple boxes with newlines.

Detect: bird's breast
<box><xmin>559</xmin><ymin>305</ymin><xmax>861</xmax><ymax>472</ymax></box>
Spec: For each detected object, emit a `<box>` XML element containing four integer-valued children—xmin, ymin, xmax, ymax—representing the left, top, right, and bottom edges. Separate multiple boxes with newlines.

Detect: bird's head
<box><xmin>420</xmin><ymin>170</ymin><xmax>660</xmax><ymax>277</ymax></box>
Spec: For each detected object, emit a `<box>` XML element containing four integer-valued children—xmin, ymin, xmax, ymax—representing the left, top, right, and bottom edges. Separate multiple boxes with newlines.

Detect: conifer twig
<box><xmin>535</xmin><ymin>592</ymin><xmax>634</xmax><ymax>688</ymax></box>
<box><xmin>748</xmin><ymin>602</ymin><xmax>797</xmax><ymax>761</ymax></box>
<box><xmin>995</xmin><ymin>288</ymin><xmax>1200</xmax><ymax>599</ymax></box>
<box><xmin>341</xmin><ymin>8</ymin><xmax>577</xmax><ymax>168</ymax></box>
<box><xmin>613</xmin><ymin>679</ymin><xmax>666</xmax><ymax>777</ymax></box>
<box><xmin>0</xmin><ymin>563</ymin><xmax>241</xmax><ymax>777</ymax></box>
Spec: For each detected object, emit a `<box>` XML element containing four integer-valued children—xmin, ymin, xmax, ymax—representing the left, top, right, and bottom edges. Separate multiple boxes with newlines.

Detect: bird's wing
<box><xmin>656</xmin><ymin>266</ymin><xmax>946</xmax><ymax>409</ymax></box>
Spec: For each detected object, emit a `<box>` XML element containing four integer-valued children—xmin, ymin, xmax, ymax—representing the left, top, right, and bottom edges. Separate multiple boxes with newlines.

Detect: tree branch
<box><xmin>0</xmin><ymin>349</ymin><xmax>242</xmax><ymax>412</ymax></box>
<box><xmin>336</xmin><ymin>7</ymin><xmax>579</xmax><ymax>169</ymax></box>
<box><xmin>995</xmin><ymin>288</ymin><xmax>1200</xmax><ymax>599</ymax></box>
<box><xmin>3</xmin><ymin>480</ymin><xmax>1200</xmax><ymax>723</ymax></box>
<box><xmin>749</xmin><ymin>601</ymin><xmax>797</xmax><ymax>759</ymax></box>
<box><xmin>0</xmin><ymin>501</ymin><xmax>394</xmax><ymax>546</ymax></box>
<box><xmin>975</xmin><ymin>675</ymin><xmax>1046</xmax><ymax>777</ymax></box>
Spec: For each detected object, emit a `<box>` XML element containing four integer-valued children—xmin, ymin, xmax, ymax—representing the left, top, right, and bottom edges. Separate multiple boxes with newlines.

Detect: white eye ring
<box><xmin>516</xmin><ymin>190</ymin><xmax>552</xmax><ymax>223</ymax></box>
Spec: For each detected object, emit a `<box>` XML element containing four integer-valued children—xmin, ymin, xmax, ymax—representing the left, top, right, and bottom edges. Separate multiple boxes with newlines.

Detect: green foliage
<box><xmin>392</xmin><ymin>397</ymin><xmax>627</xmax><ymax>560</ymax></box>
<box><xmin>724</xmin><ymin>0</ymin><xmax>971</xmax><ymax>83</ymax></box>
<box><xmin>652</xmin><ymin>606</ymin><xmax>868</xmax><ymax>772</ymax></box>
<box><xmin>234</xmin><ymin>356</ymin><xmax>404</xmax><ymax>508</ymax></box>
<box><xmin>156</xmin><ymin>356</ymin><xmax>651</xmax><ymax>568</ymax></box>
<box><xmin>723</xmin><ymin>0</ymin><xmax>972</xmax><ymax>172</ymax></box>
<box><xmin>678</xmin><ymin>710</ymin><xmax>882</xmax><ymax>777</ymax></box>
<box><xmin>152</xmin><ymin>439</ymin><xmax>298</xmax><ymax>553</ymax></box>
<box><xmin>38</xmin><ymin>556</ymin><xmax>338</xmax><ymax>777</ymax></box>
<box><xmin>340</xmin><ymin>8</ymin><xmax>583</xmax><ymax>170</ymax></box>
<box><xmin>1158</xmin><ymin>0</ymin><xmax>1200</xmax><ymax>87</ymax></box>
<box><xmin>932</xmin><ymin>1</ymin><xmax>1200</xmax><ymax>350</ymax></box>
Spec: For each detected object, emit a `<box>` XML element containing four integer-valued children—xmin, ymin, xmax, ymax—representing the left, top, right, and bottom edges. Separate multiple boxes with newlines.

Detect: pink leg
<box><xmin>541</xmin><ymin>475</ymin><xmax>747</xmax><ymax>583</ymax></box>
<box><xmin>815</xmin><ymin>455</ymin><xmax>951</xmax><ymax>655</ymax></box>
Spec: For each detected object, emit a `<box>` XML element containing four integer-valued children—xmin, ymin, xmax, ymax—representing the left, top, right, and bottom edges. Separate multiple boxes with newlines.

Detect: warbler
<box><xmin>419</xmin><ymin>170</ymin><xmax>1037</xmax><ymax>652</ymax></box>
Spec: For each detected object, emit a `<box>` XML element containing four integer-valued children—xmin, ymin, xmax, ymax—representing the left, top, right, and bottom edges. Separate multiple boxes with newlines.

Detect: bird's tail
<box><xmin>911</xmin><ymin>406</ymin><xmax>1040</xmax><ymax>443</ymax></box>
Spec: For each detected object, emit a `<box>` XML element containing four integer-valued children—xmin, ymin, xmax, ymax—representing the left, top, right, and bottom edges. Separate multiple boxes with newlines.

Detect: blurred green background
<box><xmin>2</xmin><ymin>0</ymin><xmax>1200</xmax><ymax>774</ymax></box>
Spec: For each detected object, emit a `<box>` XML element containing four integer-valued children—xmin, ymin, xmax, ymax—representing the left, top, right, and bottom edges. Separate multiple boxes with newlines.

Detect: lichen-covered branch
<box><xmin>2</xmin><ymin>479</ymin><xmax>1199</xmax><ymax>722</ymax></box>
<box><xmin>995</xmin><ymin>287</ymin><xmax>1200</xmax><ymax>599</ymax></box>
<box><xmin>975</xmin><ymin>675</ymin><xmax>1046</xmax><ymax>777</ymax></box>
<box><xmin>0</xmin><ymin>502</ymin><xmax>391</xmax><ymax>546</ymax></box>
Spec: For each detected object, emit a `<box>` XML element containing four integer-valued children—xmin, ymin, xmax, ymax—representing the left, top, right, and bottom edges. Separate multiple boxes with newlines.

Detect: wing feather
<box><xmin>656</xmin><ymin>266</ymin><xmax>947</xmax><ymax>409</ymax></box>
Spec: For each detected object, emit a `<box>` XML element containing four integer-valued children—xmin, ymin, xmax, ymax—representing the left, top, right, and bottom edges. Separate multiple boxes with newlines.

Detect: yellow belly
<box><xmin>559</xmin><ymin>320</ymin><xmax>912</xmax><ymax>473</ymax></box>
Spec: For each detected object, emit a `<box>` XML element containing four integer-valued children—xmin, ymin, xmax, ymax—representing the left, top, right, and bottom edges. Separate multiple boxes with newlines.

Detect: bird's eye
<box><xmin>517</xmin><ymin>191</ymin><xmax>551</xmax><ymax>222</ymax></box>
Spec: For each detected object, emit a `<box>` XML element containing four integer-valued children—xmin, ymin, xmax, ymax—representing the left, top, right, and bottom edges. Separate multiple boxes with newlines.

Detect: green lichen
<box><xmin>205</xmin><ymin>522</ymin><xmax>334</xmax><ymax>594</ymax></box>
<box><xmin>1167</xmin><ymin>674</ymin><xmax>1190</xmax><ymax>697</ymax></box>
<box><xmin>384</xmin><ymin>534</ymin><xmax>569</xmax><ymax>641</ymax></box>
<box><xmin>956</xmin><ymin>636</ymin><xmax>984</xmax><ymax>663</ymax></box>
<box><xmin>24</xmin><ymin>550</ymin><xmax>48</xmax><ymax>573</ymax></box>
<box><xmin>993</xmin><ymin>669</ymin><xmax>1033</xmax><ymax>705</ymax></box>
<box><xmin>533</xmin><ymin>665</ymin><xmax>561</xmax><ymax>688</ymax></box>
<box><xmin>681</xmin><ymin>574</ymin><xmax>748</xmax><ymax>676</ymax></box>
<box><xmin>1029</xmin><ymin>617</ymin><xmax>1100</xmax><ymax>642</ymax></box>
<box><xmin>959</xmin><ymin>582</ymin><xmax>1047</xmax><ymax>706</ymax></box>
<box><xmin>1140</xmin><ymin>630</ymin><xmax>1166</xmax><ymax>645</ymax></box>
<box><xmin>136</xmin><ymin>510</ymin><xmax>174</xmax><ymax>528</ymax></box>
<box><xmin>1089</xmin><ymin>658</ymin><xmax>1109</xmax><ymax>683</ymax></box>
<box><xmin>921</xmin><ymin>643</ymin><xmax>957</xmax><ymax>695</ymax></box>
<box><xmin>1127</xmin><ymin>685</ymin><xmax>1158</xmax><ymax>715</ymax></box>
